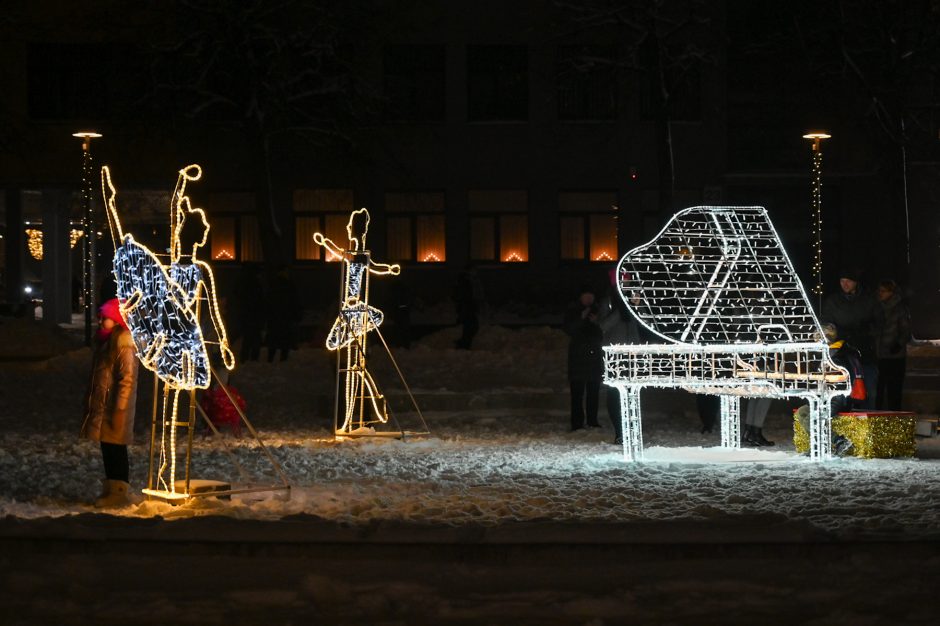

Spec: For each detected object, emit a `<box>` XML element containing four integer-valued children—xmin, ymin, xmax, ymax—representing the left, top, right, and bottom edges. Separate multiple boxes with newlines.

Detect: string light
<box><xmin>422</xmin><ymin>252</ymin><xmax>442</xmax><ymax>263</ymax></box>
<box><xmin>803</xmin><ymin>132</ymin><xmax>830</xmax><ymax>304</ymax></box>
<box><xmin>594</xmin><ymin>251</ymin><xmax>614</xmax><ymax>262</ymax></box>
<box><xmin>605</xmin><ymin>206</ymin><xmax>850</xmax><ymax>462</ymax></box>
<box><xmin>503</xmin><ymin>251</ymin><xmax>525</xmax><ymax>262</ymax></box>
<box><xmin>73</xmin><ymin>132</ymin><xmax>101</xmax><ymax>346</ymax></box>
<box><xmin>313</xmin><ymin>208</ymin><xmax>403</xmax><ymax>435</ymax></box>
<box><xmin>102</xmin><ymin>165</ymin><xmax>235</xmax><ymax>499</ymax></box>
<box><xmin>23</xmin><ymin>228</ymin><xmax>84</xmax><ymax>261</ymax></box>
<box><xmin>213</xmin><ymin>249</ymin><xmax>234</xmax><ymax>260</ymax></box>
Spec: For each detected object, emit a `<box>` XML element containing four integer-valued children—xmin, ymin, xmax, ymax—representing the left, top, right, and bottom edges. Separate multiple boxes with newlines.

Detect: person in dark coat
<box><xmin>266</xmin><ymin>265</ymin><xmax>302</xmax><ymax>362</ymax></box>
<box><xmin>822</xmin><ymin>269</ymin><xmax>883</xmax><ymax>408</ymax></box>
<box><xmin>597</xmin><ymin>268</ymin><xmax>640</xmax><ymax>443</ymax></box>
<box><xmin>454</xmin><ymin>264</ymin><xmax>483</xmax><ymax>349</ymax></box>
<box><xmin>80</xmin><ymin>298</ymin><xmax>139</xmax><ymax>507</ymax></box>
<box><xmin>235</xmin><ymin>264</ymin><xmax>265</xmax><ymax>362</ymax></box>
<box><xmin>564</xmin><ymin>286</ymin><xmax>604</xmax><ymax>431</ymax></box>
<box><xmin>875</xmin><ymin>280</ymin><xmax>911</xmax><ymax>410</ymax></box>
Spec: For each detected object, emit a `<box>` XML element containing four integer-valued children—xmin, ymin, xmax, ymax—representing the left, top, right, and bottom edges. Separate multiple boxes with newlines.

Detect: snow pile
<box><xmin>0</xmin><ymin>325</ymin><xmax>938</xmax><ymax>541</ymax></box>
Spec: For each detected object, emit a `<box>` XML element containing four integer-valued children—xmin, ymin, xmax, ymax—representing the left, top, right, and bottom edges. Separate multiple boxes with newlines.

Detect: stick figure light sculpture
<box><xmin>103</xmin><ymin>164</ymin><xmax>236</xmax><ymax>500</ymax></box>
<box><xmin>314</xmin><ymin>208</ymin><xmax>428</xmax><ymax>438</ymax></box>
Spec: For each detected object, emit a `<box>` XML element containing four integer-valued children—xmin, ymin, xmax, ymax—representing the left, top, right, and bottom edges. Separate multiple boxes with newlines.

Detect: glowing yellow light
<box><xmin>422</xmin><ymin>252</ymin><xmax>442</xmax><ymax>263</ymax></box>
<box><xmin>313</xmin><ymin>208</ymin><xmax>403</xmax><ymax>434</ymax></box>
<box><xmin>595</xmin><ymin>251</ymin><xmax>614</xmax><ymax>261</ymax></box>
<box><xmin>503</xmin><ymin>251</ymin><xmax>525</xmax><ymax>262</ymax></box>
<box><xmin>24</xmin><ymin>228</ymin><xmax>85</xmax><ymax>261</ymax></box>
<box><xmin>103</xmin><ymin>164</ymin><xmax>235</xmax><ymax>498</ymax></box>
<box><xmin>213</xmin><ymin>249</ymin><xmax>234</xmax><ymax>260</ymax></box>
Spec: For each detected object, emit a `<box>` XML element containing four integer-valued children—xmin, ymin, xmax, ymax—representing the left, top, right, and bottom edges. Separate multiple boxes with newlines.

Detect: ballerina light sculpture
<box><xmin>314</xmin><ymin>208</ymin><xmax>427</xmax><ymax>438</ymax></box>
<box><xmin>102</xmin><ymin>165</ymin><xmax>288</xmax><ymax>501</ymax></box>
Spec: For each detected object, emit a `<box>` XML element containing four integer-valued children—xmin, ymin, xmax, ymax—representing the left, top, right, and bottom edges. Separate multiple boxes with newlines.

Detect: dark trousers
<box><xmin>100</xmin><ymin>442</ymin><xmax>129</xmax><ymax>482</ymax></box>
<box><xmin>859</xmin><ymin>362</ymin><xmax>879</xmax><ymax>409</ymax></box>
<box><xmin>570</xmin><ymin>379</ymin><xmax>601</xmax><ymax>430</ymax></box>
<box><xmin>696</xmin><ymin>394</ymin><xmax>720</xmax><ymax>432</ymax></box>
<box><xmin>456</xmin><ymin>315</ymin><xmax>479</xmax><ymax>349</ymax></box>
<box><xmin>876</xmin><ymin>358</ymin><xmax>906</xmax><ymax>410</ymax></box>
<box><xmin>606</xmin><ymin>387</ymin><xmax>622</xmax><ymax>441</ymax></box>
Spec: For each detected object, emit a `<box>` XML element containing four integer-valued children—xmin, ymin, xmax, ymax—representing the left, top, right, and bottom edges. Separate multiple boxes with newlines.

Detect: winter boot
<box><xmin>95</xmin><ymin>478</ymin><xmax>110</xmax><ymax>502</ymax></box>
<box><xmin>95</xmin><ymin>480</ymin><xmax>131</xmax><ymax>508</ymax></box>
<box><xmin>743</xmin><ymin>425</ymin><xmax>763</xmax><ymax>447</ymax></box>
<box><xmin>754</xmin><ymin>427</ymin><xmax>775</xmax><ymax>447</ymax></box>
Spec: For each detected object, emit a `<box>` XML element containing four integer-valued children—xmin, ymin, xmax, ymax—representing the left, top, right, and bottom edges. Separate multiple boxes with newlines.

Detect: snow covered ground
<box><xmin>2</xmin><ymin>321</ymin><xmax>939</xmax><ymax>624</ymax></box>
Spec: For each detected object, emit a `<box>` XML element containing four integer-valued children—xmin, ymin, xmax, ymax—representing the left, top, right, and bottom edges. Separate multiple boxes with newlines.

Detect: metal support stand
<box><xmin>719</xmin><ymin>395</ymin><xmax>741</xmax><ymax>449</ymax></box>
<box><xmin>143</xmin><ymin>371</ymin><xmax>291</xmax><ymax>503</ymax></box>
<box><xmin>808</xmin><ymin>395</ymin><xmax>832</xmax><ymax>461</ymax></box>
<box><xmin>618</xmin><ymin>386</ymin><xmax>643</xmax><ymax>462</ymax></box>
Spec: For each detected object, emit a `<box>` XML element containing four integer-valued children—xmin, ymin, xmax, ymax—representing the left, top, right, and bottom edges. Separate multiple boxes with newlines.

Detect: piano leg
<box><xmin>808</xmin><ymin>396</ymin><xmax>832</xmax><ymax>461</ymax></box>
<box><xmin>618</xmin><ymin>386</ymin><xmax>643</xmax><ymax>461</ymax></box>
<box><xmin>719</xmin><ymin>395</ymin><xmax>741</xmax><ymax>449</ymax></box>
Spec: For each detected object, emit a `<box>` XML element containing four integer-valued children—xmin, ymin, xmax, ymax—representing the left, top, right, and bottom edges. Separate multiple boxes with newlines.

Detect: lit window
<box><xmin>207</xmin><ymin>192</ymin><xmax>259</xmax><ymax>263</ymax></box>
<box><xmin>293</xmin><ymin>189</ymin><xmax>354</xmax><ymax>262</ymax></box>
<box><xmin>559</xmin><ymin>191</ymin><xmax>618</xmax><ymax>262</ymax></box>
<box><xmin>468</xmin><ymin>190</ymin><xmax>528</xmax><ymax>263</ymax></box>
<box><xmin>210</xmin><ymin>217</ymin><xmax>236</xmax><ymax>262</ymax></box>
<box><xmin>385</xmin><ymin>192</ymin><xmax>445</xmax><ymax>263</ymax></box>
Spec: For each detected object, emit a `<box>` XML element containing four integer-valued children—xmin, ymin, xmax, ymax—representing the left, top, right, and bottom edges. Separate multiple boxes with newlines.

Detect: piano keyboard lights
<box><xmin>604</xmin><ymin>206</ymin><xmax>851</xmax><ymax>461</ymax></box>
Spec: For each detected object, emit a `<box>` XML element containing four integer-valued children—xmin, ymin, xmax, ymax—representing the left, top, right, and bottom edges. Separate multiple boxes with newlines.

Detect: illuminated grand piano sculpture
<box><xmin>604</xmin><ymin>206</ymin><xmax>850</xmax><ymax>462</ymax></box>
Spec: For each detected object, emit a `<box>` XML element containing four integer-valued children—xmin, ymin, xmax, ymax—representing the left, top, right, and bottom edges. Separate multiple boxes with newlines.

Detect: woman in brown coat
<box><xmin>80</xmin><ymin>298</ymin><xmax>139</xmax><ymax>507</ymax></box>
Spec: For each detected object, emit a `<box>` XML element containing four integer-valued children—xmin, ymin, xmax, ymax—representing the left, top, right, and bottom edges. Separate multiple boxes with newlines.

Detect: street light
<box><xmin>73</xmin><ymin>131</ymin><xmax>102</xmax><ymax>345</ymax></box>
<box><xmin>803</xmin><ymin>131</ymin><xmax>830</xmax><ymax>310</ymax></box>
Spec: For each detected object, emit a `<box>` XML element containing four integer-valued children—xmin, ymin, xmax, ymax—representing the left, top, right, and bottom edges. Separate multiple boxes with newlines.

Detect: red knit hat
<box><xmin>98</xmin><ymin>298</ymin><xmax>128</xmax><ymax>330</ymax></box>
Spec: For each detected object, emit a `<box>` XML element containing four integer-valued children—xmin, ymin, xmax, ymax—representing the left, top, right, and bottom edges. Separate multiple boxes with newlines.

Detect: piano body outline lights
<box><xmin>603</xmin><ymin>206</ymin><xmax>850</xmax><ymax>461</ymax></box>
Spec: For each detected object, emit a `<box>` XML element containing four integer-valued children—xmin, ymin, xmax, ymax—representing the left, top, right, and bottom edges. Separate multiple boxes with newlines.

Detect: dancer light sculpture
<box><xmin>314</xmin><ymin>208</ymin><xmax>410</xmax><ymax>436</ymax></box>
<box><xmin>103</xmin><ymin>164</ymin><xmax>235</xmax><ymax>499</ymax></box>
<box><xmin>604</xmin><ymin>206</ymin><xmax>850</xmax><ymax>462</ymax></box>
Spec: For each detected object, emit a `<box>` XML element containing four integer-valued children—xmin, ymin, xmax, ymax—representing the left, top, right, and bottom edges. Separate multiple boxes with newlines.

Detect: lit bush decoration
<box><xmin>603</xmin><ymin>206</ymin><xmax>851</xmax><ymax>462</ymax></box>
<box><xmin>793</xmin><ymin>411</ymin><xmax>917</xmax><ymax>458</ymax></box>
<box><xmin>102</xmin><ymin>164</ymin><xmax>235</xmax><ymax>499</ymax></box>
<box><xmin>314</xmin><ymin>208</ymin><xmax>426</xmax><ymax>437</ymax></box>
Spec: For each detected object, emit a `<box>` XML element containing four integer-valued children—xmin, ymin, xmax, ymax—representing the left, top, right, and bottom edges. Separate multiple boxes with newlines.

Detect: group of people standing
<box><xmin>565</xmin><ymin>266</ymin><xmax>912</xmax><ymax>447</ymax></box>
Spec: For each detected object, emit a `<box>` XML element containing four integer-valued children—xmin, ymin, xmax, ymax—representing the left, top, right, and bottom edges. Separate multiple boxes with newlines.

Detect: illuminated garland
<box><xmin>314</xmin><ymin>208</ymin><xmax>402</xmax><ymax>434</ymax></box>
<box><xmin>793</xmin><ymin>412</ymin><xmax>916</xmax><ymax>458</ymax></box>
<box><xmin>24</xmin><ymin>228</ymin><xmax>84</xmax><ymax>261</ymax></box>
<box><xmin>604</xmin><ymin>206</ymin><xmax>850</xmax><ymax>462</ymax></box>
<box><xmin>102</xmin><ymin>165</ymin><xmax>235</xmax><ymax>498</ymax></box>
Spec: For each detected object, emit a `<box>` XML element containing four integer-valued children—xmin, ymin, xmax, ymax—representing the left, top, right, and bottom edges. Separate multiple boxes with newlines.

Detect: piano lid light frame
<box><xmin>604</xmin><ymin>206</ymin><xmax>850</xmax><ymax>462</ymax></box>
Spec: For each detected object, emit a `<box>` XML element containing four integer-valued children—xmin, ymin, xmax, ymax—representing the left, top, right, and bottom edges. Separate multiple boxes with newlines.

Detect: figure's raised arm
<box><xmin>313</xmin><ymin>232</ymin><xmax>344</xmax><ymax>257</ymax></box>
<box><xmin>194</xmin><ymin>260</ymin><xmax>236</xmax><ymax>371</ymax></box>
<box><xmin>369</xmin><ymin>259</ymin><xmax>401</xmax><ymax>276</ymax></box>
<box><xmin>101</xmin><ymin>166</ymin><xmax>125</xmax><ymax>249</ymax></box>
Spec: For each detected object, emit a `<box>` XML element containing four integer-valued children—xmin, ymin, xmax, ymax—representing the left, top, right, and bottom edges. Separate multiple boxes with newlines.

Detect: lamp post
<box><xmin>803</xmin><ymin>131</ymin><xmax>831</xmax><ymax>311</ymax></box>
<box><xmin>73</xmin><ymin>131</ymin><xmax>102</xmax><ymax>346</ymax></box>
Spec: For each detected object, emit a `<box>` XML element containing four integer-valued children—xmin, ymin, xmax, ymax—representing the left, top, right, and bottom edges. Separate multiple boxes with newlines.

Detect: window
<box><xmin>640</xmin><ymin>66</ymin><xmax>701</xmax><ymax>122</ymax></box>
<box><xmin>385</xmin><ymin>192</ymin><xmax>445</xmax><ymax>263</ymax></box>
<box><xmin>293</xmin><ymin>189</ymin><xmax>354</xmax><ymax>261</ymax></box>
<box><xmin>556</xmin><ymin>45</ymin><xmax>618</xmax><ymax>121</ymax></box>
<box><xmin>383</xmin><ymin>45</ymin><xmax>446</xmax><ymax>121</ymax></box>
<box><xmin>467</xmin><ymin>45</ymin><xmax>528</xmax><ymax>121</ymax></box>
<box><xmin>468</xmin><ymin>190</ymin><xmax>528</xmax><ymax>262</ymax></box>
<box><xmin>207</xmin><ymin>192</ymin><xmax>262</xmax><ymax>262</ymax></box>
<box><xmin>559</xmin><ymin>192</ymin><xmax>618</xmax><ymax>262</ymax></box>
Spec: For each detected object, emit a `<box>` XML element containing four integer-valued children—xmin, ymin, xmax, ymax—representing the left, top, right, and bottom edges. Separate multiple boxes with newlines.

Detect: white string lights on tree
<box><xmin>73</xmin><ymin>131</ymin><xmax>102</xmax><ymax>345</ymax></box>
<box><xmin>604</xmin><ymin>206</ymin><xmax>850</xmax><ymax>462</ymax></box>
<box><xmin>102</xmin><ymin>164</ymin><xmax>235</xmax><ymax>499</ymax></box>
<box><xmin>314</xmin><ymin>208</ymin><xmax>402</xmax><ymax>435</ymax></box>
